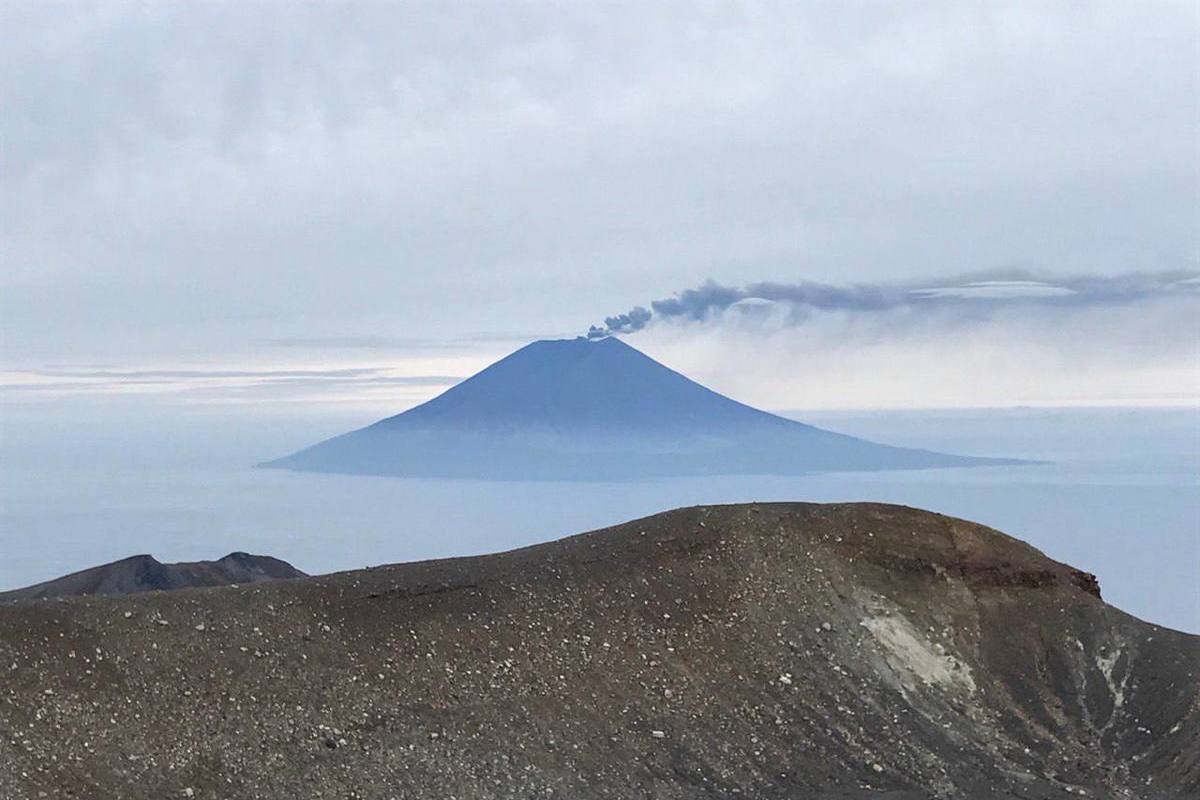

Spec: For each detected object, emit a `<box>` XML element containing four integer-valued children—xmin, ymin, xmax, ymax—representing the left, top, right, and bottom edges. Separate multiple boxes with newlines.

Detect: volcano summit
<box><xmin>264</xmin><ymin>337</ymin><xmax>1012</xmax><ymax>479</ymax></box>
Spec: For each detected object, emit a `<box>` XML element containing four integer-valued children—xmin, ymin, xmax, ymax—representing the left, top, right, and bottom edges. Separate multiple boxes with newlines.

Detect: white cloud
<box><xmin>634</xmin><ymin>294</ymin><xmax>1200</xmax><ymax>409</ymax></box>
<box><xmin>910</xmin><ymin>281</ymin><xmax>1076</xmax><ymax>300</ymax></box>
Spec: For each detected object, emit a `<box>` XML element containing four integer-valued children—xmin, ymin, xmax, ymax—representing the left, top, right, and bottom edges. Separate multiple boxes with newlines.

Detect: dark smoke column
<box><xmin>587</xmin><ymin>305</ymin><xmax>652</xmax><ymax>338</ymax></box>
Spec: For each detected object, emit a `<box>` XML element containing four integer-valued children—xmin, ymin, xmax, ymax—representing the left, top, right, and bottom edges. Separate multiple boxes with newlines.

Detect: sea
<box><xmin>1</xmin><ymin>401</ymin><xmax>1196</xmax><ymax>634</ymax></box>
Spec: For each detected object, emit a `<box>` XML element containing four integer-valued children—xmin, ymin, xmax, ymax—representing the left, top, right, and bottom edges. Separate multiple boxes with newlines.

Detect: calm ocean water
<box><xmin>1</xmin><ymin>401</ymin><xmax>1196</xmax><ymax>633</ymax></box>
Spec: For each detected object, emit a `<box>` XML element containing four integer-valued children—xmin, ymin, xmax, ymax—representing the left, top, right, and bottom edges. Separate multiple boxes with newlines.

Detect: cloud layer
<box><xmin>2</xmin><ymin>3</ymin><xmax>1196</xmax><ymax>409</ymax></box>
<box><xmin>0</xmin><ymin>365</ymin><xmax>462</xmax><ymax>406</ymax></box>
<box><xmin>3</xmin><ymin>2</ymin><xmax>1198</xmax><ymax>368</ymax></box>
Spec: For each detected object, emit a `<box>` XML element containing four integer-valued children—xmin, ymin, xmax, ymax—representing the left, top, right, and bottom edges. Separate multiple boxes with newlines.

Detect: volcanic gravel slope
<box><xmin>0</xmin><ymin>503</ymin><xmax>1195</xmax><ymax>799</ymax></box>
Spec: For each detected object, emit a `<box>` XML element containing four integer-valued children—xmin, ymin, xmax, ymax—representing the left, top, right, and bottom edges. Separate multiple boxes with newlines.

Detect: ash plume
<box><xmin>587</xmin><ymin>306</ymin><xmax>652</xmax><ymax>338</ymax></box>
<box><xmin>586</xmin><ymin>270</ymin><xmax>1199</xmax><ymax>337</ymax></box>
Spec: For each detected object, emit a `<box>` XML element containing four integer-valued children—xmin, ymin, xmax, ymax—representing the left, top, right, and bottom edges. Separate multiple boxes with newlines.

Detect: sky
<box><xmin>3</xmin><ymin>1</ymin><xmax>1198</xmax><ymax>411</ymax></box>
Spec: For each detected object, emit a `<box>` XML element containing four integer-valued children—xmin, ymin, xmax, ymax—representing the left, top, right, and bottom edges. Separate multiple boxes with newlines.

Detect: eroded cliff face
<box><xmin>0</xmin><ymin>503</ymin><xmax>1195</xmax><ymax>799</ymax></box>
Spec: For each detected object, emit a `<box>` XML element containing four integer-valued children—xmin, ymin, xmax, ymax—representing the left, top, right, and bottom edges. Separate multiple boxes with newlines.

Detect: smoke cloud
<box><xmin>587</xmin><ymin>306</ymin><xmax>653</xmax><ymax>338</ymax></box>
<box><xmin>587</xmin><ymin>271</ymin><xmax>1200</xmax><ymax>337</ymax></box>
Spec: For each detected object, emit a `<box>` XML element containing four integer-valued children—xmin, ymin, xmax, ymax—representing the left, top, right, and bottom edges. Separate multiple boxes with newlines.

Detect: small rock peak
<box><xmin>120</xmin><ymin>554</ymin><xmax>161</xmax><ymax>567</ymax></box>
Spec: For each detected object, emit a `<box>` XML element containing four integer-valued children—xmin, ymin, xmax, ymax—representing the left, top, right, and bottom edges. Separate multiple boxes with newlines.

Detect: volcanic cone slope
<box><xmin>0</xmin><ymin>503</ymin><xmax>1194</xmax><ymax>799</ymax></box>
<box><xmin>263</xmin><ymin>337</ymin><xmax>1015</xmax><ymax>479</ymax></box>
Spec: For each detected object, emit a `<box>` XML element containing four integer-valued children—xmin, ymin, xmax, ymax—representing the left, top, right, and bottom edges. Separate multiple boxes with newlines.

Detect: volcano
<box><xmin>263</xmin><ymin>336</ymin><xmax>1013</xmax><ymax>479</ymax></box>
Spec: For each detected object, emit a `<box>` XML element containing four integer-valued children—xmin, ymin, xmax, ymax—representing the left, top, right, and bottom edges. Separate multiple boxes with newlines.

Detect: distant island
<box><xmin>0</xmin><ymin>552</ymin><xmax>305</xmax><ymax>602</ymax></box>
<box><xmin>263</xmin><ymin>336</ymin><xmax>1019</xmax><ymax>480</ymax></box>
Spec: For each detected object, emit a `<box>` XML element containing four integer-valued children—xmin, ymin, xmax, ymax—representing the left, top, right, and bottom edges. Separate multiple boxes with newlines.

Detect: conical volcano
<box><xmin>263</xmin><ymin>337</ymin><xmax>1013</xmax><ymax>479</ymax></box>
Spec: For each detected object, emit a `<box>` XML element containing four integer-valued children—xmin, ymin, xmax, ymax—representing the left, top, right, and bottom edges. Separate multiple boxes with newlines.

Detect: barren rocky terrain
<box><xmin>0</xmin><ymin>503</ymin><xmax>1195</xmax><ymax>799</ymax></box>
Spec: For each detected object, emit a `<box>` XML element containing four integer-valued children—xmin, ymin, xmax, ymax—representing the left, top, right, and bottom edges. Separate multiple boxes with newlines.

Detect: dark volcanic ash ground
<box><xmin>0</xmin><ymin>503</ymin><xmax>1195</xmax><ymax>799</ymax></box>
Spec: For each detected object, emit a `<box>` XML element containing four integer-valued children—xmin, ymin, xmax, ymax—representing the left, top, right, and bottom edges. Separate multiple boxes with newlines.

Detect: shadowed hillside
<box><xmin>0</xmin><ymin>503</ymin><xmax>1194</xmax><ymax>799</ymax></box>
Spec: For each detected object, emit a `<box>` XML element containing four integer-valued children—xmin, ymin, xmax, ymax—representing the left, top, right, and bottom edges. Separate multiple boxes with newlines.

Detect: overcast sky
<box><xmin>3</xmin><ymin>1</ymin><xmax>1197</xmax><ymax>409</ymax></box>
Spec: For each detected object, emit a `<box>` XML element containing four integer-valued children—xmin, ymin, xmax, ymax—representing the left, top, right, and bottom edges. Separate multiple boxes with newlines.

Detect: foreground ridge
<box><xmin>0</xmin><ymin>503</ymin><xmax>1195</xmax><ymax>799</ymax></box>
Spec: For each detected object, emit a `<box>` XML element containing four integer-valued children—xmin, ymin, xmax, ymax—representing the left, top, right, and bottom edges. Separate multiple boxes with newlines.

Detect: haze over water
<box><xmin>2</xmin><ymin>401</ymin><xmax>1195</xmax><ymax>634</ymax></box>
